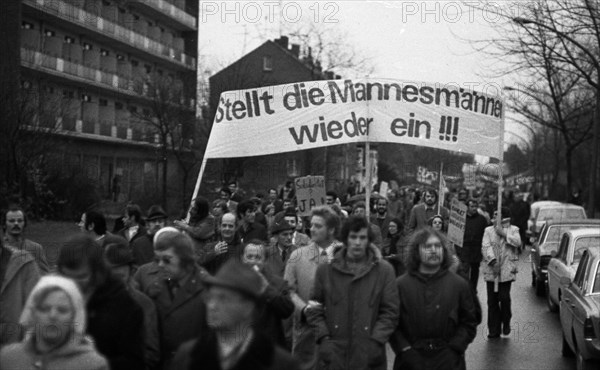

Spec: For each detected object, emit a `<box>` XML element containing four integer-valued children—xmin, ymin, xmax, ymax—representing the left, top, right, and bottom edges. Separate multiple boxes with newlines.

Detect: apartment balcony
<box><xmin>21</xmin><ymin>47</ymin><xmax>145</xmax><ymax>100</ymax></box>
<box><xmin>127</xmin><ymin>0</ymin><xmax>197</xmax><ymax>31</ymax></box>
<box><xmin>23</xmin><ymin>0</ymin><xmax>196</xmax><ymax>71</ymax></box>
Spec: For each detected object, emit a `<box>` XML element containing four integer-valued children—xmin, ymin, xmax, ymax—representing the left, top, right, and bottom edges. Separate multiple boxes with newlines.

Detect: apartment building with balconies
<box><xmin>2</xmin><ymin>0</ymin><xmax>198</xmax><ymax>212</ymax></box>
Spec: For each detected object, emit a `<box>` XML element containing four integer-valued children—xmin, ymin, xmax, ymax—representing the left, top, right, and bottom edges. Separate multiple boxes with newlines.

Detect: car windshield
<box><xmin>545</xmin><ymin>225</ymin><xmax>599</xmax><ymax>244</ymax></box>
<box><xmin>538</xmin><ymin>208</ymin><xmax>585</xmax><ymax>222</ymax></box>
<box><xmin>573</xmin><ymin>236</ymin><xmax>600</xmax><ymax>264</ymax></box>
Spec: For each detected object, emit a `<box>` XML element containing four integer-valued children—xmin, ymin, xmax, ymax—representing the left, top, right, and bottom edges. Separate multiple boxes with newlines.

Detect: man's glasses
<box><xmin>154</xmin><ymin>256</ymin><xmax>173</xmax><ymax>265</ymax></box>
<box><xmin>422</xmin><ymin>242</ymin><xmax>443</xmax><ymax>250</ymax></box>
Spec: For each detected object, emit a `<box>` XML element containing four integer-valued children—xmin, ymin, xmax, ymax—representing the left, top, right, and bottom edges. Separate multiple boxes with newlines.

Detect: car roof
<box><xmin>538</xmin><ymin>204</ymin><xmax>585</xmax><ymax>211</ymax></box>
<box><xmin>565</xmin><ymin>228</ymin><xmax>600</xmax><ymax>238</ymax></box>
<box><xmin>545</xmin><ymin>219</ymin><xmax>600</xmax><ymax>227</ymax></box>
<box><xmin>531</xmin><ymin>201</ymin><xmax>563</xmax><ymax>208</ymax></box>
<box><xmin>581</xmin><ymin>247</ymin><xmax>600</xmax><ymax>259</ymax></box>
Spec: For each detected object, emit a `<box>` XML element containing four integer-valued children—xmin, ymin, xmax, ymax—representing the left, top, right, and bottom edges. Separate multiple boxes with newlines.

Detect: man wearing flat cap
<box><xmin>265</xmin><ymin>217</ymin><xmax>297</xmax><ymax>278</ymax></box>
<box><xmin>171</xmin><ymin>260</ymin><xmax>299</xmax><ymax>370</ymax></box>
<box><xmin>131</xmin><ymin>205</ymin><xmax>168</xmax><ymax>266</ymax></box>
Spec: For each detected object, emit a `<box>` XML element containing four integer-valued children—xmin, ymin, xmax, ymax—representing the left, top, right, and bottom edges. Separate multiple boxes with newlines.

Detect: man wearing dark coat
<box><xmin>200</xmin><ymin>213</ymin><xmax>243</xmax><ymax>275</ymax></box>
<box><xmin>148</xmin><ymin>229</ymin><xmax>208</xmax><ymax>370</ymax></box>
<box><xmin>456</xmin><ymin>199</ymin><xmax>490</xmax><ymax>291</ymax></box>
<box><xmin>57</xmin><ymin>234</ymin><xmax>145</xmax><ymax>370</ymax></box>
<box><xmin>308</xmin><ymin>216</ymin><xmax>399</xmax><ymax>370</ymax></box>
<box><xmin>391</xmin><ymin>228</ymin><xmax>478</xmax><ymax>370</ymax></box>
<box><xmin>131</xmin><ymin>205</ymin><xmax>168</xmax><ymax>266</ymax></box>
<box><xmin>237</xmin><ymin>200</ymin><xmax>268</xmax><ymax>243</ymax></box>
<box><xmin>171</xmin><ymin>260</ymin><xmax>299</xmax><ymax>370</ymax></box>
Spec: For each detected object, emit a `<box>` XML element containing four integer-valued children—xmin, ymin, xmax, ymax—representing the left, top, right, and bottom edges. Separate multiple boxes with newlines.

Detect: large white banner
<box><xmin>205</xmin><ymin>78</ymin><xmax>505</xmax><ymax>159</ymax></box>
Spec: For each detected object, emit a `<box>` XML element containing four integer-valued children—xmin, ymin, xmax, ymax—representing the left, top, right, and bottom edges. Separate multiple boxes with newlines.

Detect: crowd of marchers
<box><xmin>0</xmin><ymin>182</ymin><xmax>531</xmax><ymax>370</ymax></box>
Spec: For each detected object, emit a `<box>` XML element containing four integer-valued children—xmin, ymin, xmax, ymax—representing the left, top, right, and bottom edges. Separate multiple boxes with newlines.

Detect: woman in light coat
<box><xmin>0</xmin><ymin>276</ymin><xmax>108</xmax><ymax>370</ymax></box>
<box><xmin>481</xmin><ymin>207</ymin><xmax>521</xmax><ymax>338</ymax></box>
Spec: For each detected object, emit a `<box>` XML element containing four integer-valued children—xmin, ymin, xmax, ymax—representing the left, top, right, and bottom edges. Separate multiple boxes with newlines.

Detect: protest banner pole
<box><xmin>365</xmin><ymin>141</ymin><xmax>372</xmax><ymax>214</ymax></box>
<box><xmin>186</xmin><ymin>157</ymin><xmax>208</xmax><ymax>222</ymax></box>
<box><xmin>494</xmin><ymin>109</ymin><xmax>506</xmax><ymax>293</ymax></box>
<box><xmin>438</xmin><ymin>162</ymin><xmax>444</xmax><ymax>211</ymax></box>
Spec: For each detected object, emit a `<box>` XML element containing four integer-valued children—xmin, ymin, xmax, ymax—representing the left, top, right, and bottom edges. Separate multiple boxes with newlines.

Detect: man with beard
<box><xmin>407</xmin><ymin>189</ymin><xmax>449</xmax><ymax>234</ymax></box>
<box><xmin>3</xmin><ymin>206</ymin><xmax>49</xmax><ymax>274</ymax></box>
<box><xmin>308</xmin><ymin>216</ymin><xmax>399</xmax><ymax>370</ymax></box>
<box><xmin>170</xmin><ymin>260</ymin><xmax>299</xmax><ymax>370</ymax></box>
<box><xmin>372</xmin><ymin>198</ymin><xmax>393</xmax><ymax>240</ymax></box>
<box><xmin>237</xmin><ymin>200</ymin><xmax>268</xmax><ymax>243</ymax></box>
<box><xmin>200</xmin><ymin>213</ymin><xmax>243</xmax><ymax>274</ymax></box>
<box><xmin>284</xmin><ymin>206</ymin><xmax>341</xmax><ymax>370</ymax></box>
<box><xmin>131</xmin><ymin>205</ymin><xmax>168</xmax><ymax>266</ymax></box>
<box><xmin>392</xmin><ymin>228</ymin><xmax>478</xmax><ymax>370</ymax></box>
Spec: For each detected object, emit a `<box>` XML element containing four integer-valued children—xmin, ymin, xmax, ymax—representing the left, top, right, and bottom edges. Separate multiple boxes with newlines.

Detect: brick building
<box><xmin>207</xmin><ymin>36</ymin><xmax>358</xmax><ymax>197</ymax></box>
<box><xmin>0</xmin><ymin>0</ymin><xmax>198</xmax><ymax>214</ymax></box>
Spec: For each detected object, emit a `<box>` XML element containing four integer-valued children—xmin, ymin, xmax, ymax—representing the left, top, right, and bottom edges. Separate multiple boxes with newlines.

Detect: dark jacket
<box><xmin>200</xmin><ymin>234</ymin><xmax>244</xmax><ymax>275</ymax></box>
<box><xmin>457</xmin><ymin>212</ymin><xmax>489</xmax><ymax>263</ymax></box>
<box><xmin>131</xmin><ymin>234</ymin><xmax>155</xmax><ymax>266</ymax></box>
<box><xmin>237</xmin><ymin>222</ymin><xmax>268</xmax><ymax>243</ymax></box>
<box><xmin>308</xmin><ymin>245</ymin><xmax>399</xmax><ymax>370</ymax></box>
<box><xmin>407</xmin><ymin>204</ymin><xmax>449</xmax><ymax>233</ymax></box>
<box><xmin>257</xmin><ymin>265</ymin><xmax>295</xmax><ymax>347</ymax></box>
<box><xmin>391</xmin><ymin>269</ymin><xmax>478</xmax><ymax>370</ymax></box>
<box><xmin>170</xmin><ymin>329</ymin><xmax>299</xmax><ymax>370</ymax></box>
<box><xmin>0</xmin><ymin>248</ymin><xmax>40</xmax><ymax>345</ymax></box>
<box><xmin>130</xmin><ymin>287</ymin><xmax>160</xmax><ymax>370</ymax></box>
<box><xmin>118</xmin><ymin>226</ymin><xmax>147</xmax><ymax>245</ymax></box>
<box><xmin>150</xmin><ymin>267</ymin><xmax>207</xmax><ymax>368</ymax></box>
<box><xmin>133</xmin><ymin>262</ymin><xmax>166</xmax><ymax>297</ymax></box>
<box><xmin>264</xmin><ymin>244</ymin><xmax>297</xmax><ymax>278</ymax></box>
<box><xmin>87</xmin><ymin>275</ymin><xmax>146</xmax><ymax>370</ymax></box>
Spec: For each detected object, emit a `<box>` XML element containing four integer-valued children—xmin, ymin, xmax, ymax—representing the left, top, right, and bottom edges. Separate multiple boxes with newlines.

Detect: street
<box><xmin>465</xmin><ymin>250</ymin><xmax>575</xmax><ymax>369</ymax></box>
<box><xmin>386</xmin><ymin>250</ymin><xmax>576</xmax><ymax>370</ymax></box>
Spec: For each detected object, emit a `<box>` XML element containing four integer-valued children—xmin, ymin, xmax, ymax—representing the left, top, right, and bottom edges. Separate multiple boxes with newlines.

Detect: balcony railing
<box><xmin>21</xmin><ymin>47</ymin><xmax>139</xmax><ymax>97</ymax></box>
<box><xmin>131</xmin><ymin>0</ymin><xmax>196</xmax><ymax>30</ymax></box>
<box><xmin>24</xmin><ymin>0</ymin><xmax>196</xmax><ymax>70</ymax></box>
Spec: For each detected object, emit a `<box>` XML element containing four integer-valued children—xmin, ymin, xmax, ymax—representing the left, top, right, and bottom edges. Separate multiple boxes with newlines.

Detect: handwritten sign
<box><xmin>448</xmin><ymin>198</ymin><xmax>467</xmax><ymax>247</ymax></box>
<box><xmin>295</xmin><ymin>175</ymin><xmax>326</xmax><ymax>216</ymax></box>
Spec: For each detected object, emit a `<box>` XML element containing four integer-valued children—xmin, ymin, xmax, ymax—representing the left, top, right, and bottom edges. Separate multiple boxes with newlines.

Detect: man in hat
<box><xmin>105</xmin><ymin>240</ymin><xmax>160</xmax><ymax>370</ymax></box>
<box><xmin>171</xmin><ymin>260</ymin><xmax>299</xmax><ymax>370</ymax></box>
<box><xmin>265</xmin><ymin>217</ymin><xmax>297</xmax><ymax>278</ymax></box>
<box><xmin>131</xmin><ymin>205</ymin><xmax>168</xmax><ymax>266</ymax></box>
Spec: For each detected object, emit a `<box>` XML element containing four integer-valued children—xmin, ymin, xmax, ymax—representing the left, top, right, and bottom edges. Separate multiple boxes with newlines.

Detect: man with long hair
<box><xmin>391</xmin><ymin>228</ymin><xmax>478</xmax><ymax>370</ymax></box>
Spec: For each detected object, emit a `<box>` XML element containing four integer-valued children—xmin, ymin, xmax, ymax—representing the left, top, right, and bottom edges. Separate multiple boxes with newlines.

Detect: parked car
<box><xmin>531</xmin><ymin>220</ymin><xmax>600</xmax><ymax>296</ymax></box>
<box><xmin>530</xmin><ymin>203</ymin><xmax>587</xmax><ymax>238</ymax></box>
<box><xmin>527</xmin><ymin>201</ymin><xmax>563</xmax><ymax>237</ymax></box>
<box><xmin>547</xmin><ymin>228</ymin><xmax>600</xmax><ymax>312</ymax></box>
<box><xmin>559</xmin><ymin>248</ymin><xmax>600</xmax><ymax>369</ymax></box>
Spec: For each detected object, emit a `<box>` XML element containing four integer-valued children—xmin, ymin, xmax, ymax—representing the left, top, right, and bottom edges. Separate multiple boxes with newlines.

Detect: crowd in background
<box><xmin>0</xmin><ymin>179</ymin><xmax>532</xmax><ymax>370</ymax></box>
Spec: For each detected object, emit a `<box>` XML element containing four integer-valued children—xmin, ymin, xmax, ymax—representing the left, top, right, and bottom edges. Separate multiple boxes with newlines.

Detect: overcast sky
<box><xmin>198</xmin><ymin>1</ymin><xmax>529</xmax><ymax>155</ymax></box>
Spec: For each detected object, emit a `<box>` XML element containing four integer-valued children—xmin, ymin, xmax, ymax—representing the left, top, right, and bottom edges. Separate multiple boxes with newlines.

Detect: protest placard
<box><xmin>204</xmin><ymin>78</ymin><xmax>505</xmax><ymax>159</ymax></box>
<box><xmin>448</xmin><ymin>198</ymin><xmax>467</xmax><ymax>247</ymax></box>
<box><xmin>295</xmin><ymin>175</ymin><xmax>326</xmax><ymax>216</ymax></box>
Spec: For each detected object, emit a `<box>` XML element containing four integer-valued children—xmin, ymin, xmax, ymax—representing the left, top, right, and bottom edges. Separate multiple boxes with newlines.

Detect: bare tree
<box><xmin>131</xmin><ymin>73</ymin><xmax>199</xmax><ymax>211</ymax></box>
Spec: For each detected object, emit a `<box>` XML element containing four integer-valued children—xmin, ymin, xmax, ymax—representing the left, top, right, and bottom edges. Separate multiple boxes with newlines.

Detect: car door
<box><xmin>549</xmin><ymin>234</ymin><xmax>570</xmax><ymax>303</ymax></box>
<box><xmin>532</xmin><ymin>225</ymin><xmax>548</xmax><ymax>277</ymax></box>
<box><xmin>560</xmin><ymin>251</ymin><xmax>590</xmax><ymax>351</ymax></box>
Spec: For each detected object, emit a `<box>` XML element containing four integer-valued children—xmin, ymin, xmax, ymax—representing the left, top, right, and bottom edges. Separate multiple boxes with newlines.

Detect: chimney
<box><xmin>325</xmin><ymin>71</ymin><xmax>334</xmax><ymax>80</ymax></box>
<box><xmin>290</xmin><ymin>43</ymin><xmax>300</xmax><ymax>57</ymax></box>
<box><xmin>275</xmin><ymin>36</ymin><xmax>289</xmax><ymax>49</ymax></box>
<box><xmin>314</xmin><ymin>60</ymin><xmax>322</xmax><ymax>74</ymax></box>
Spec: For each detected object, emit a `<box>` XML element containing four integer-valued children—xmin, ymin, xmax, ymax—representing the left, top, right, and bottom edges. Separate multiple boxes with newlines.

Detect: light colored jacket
<box><xmin>481</xmin><ymin>224</ymin><xmax>521</xmax><ymax>282</ymax></box>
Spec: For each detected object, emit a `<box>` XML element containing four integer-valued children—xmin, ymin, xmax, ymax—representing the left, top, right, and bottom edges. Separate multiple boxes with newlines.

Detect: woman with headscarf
<box><xmin>175</xmin><ymin>196</ymin><xmax>216</xmax><ymax>256</ymax></box>
<box><xmin>0</xmin><ymin>275</ymin><xmax>108</xmax><ymax>370</ymax></box>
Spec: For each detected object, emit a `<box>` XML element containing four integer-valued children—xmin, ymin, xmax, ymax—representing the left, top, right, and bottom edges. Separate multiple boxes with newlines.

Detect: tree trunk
<box><xmin>565</xmin><ymin>147</ymin><xmax>573</xmax><ymax>202</ymax></box>
<box><xmin>161</xmin><ymin>145</ymin><xmax>168</xmax><ymax>211</ymax></box>
<box><xmin>588</xmin><ymin>93</ymin><xmax>600</xmax><ymax>217</ymax></box>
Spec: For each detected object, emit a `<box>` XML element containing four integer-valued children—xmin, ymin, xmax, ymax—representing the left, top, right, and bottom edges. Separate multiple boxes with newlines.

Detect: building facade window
<box><xmin>63</xmin><ymin>90</ymin><xmax>74</xmax><ymax>98</ymax></box>
<box><xmin>115</xmin><ymin>102</ymin><xmax>124</xmax><ymax>109</ymax></box>
<box><xmin>99</xmin><ymin>98</ymin><xmax>108</xmax><ymax>106</ymax></box>
<box><xmin>116</xmin><ymin>54</ymin><xmax>125</xmax><ymax>61</ymax></box>
<box><xmin>100</xmin><ymin>49</ymin><xmax>109</xmax><ymax>56</ymax></box>
<box><xmin>83</xmin><ymin>42</ymin><xmax>93</xmax><ymax>50</ymax></box>
<box><xmin>64</xmin><ymin>36</ymin><xmax>75</xmax><ymax>43</ymax></box>
<box><xmin>44</xmin><ymin>29</ymin><xmax>55</xmax><ymax>37</ymax></box>
<box><xmin>22</xmin><ymin>21</ymin><xmax>34</xmax><ymax>29</ymax></box>
<box><xmin>263</xmin><ymin>56</ymin><xmax>273</xmax><ymax>71</ymax></box>
<box><xmin>82</xmin><ymin>94</ymin><xmax>92</xmax><ymax>102</ymax></box>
